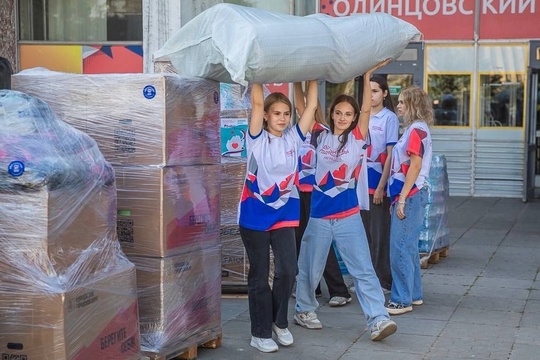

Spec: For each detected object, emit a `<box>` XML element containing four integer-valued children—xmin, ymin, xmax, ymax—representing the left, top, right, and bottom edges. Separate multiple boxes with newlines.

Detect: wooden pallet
<box><xmin>144</xmin><ymin>328</ymin><xmax>222</xmax><ymax>360</ymax></box>
<box><xmin>420</xmin><ymin>246</ymin><xmax>449</xmax><ymax>269</ymax></box>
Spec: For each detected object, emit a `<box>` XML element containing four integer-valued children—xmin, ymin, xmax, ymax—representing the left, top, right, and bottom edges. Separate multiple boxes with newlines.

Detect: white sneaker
<box><xmin>272</xmin><ymin>324</ymin><xmax>294</xmax><ymax>346</ymax></box>
<box><xmin>328</xmin><ymin>296</ymin><xmax>352</xmax><ymax>307</ymax></box>
<box><xmin>370</xmin><ymin>319</ymin><xmax>397</xmax><ymax>341</ymax></box>
<box><xmin>293</xmin><ymin>311</ymin><xmax>323</xmax><ymax>329</ymax></box>
<box><xmin>250</xmin><ymin>336</ymin><xmax>278</xmax><ymax>353</ymax></box>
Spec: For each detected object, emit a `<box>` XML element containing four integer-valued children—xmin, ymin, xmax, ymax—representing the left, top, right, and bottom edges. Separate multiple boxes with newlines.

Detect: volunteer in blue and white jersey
<box><xmin>238</xmin><ymin>80</ymin><xmax>318</xmax><ymax>353</ymax></box>
<box><xmin>293</xmin><ymin>82</ymin><xmax>352</xmax><ymax>307</ymax></box>
<box><xmin>361</xmin><ymin>74</ymin><xmax>399</xmax><ymax>293</ymax></box>
<box><xmin>294</xmin><ymin>60</ymin><xmax>398</xmax><ymax>342</ymax></box>
<box><xmin>386</xmin><ymin>86</ymin><xmax>433</xmax><ymax>316</ymax></box>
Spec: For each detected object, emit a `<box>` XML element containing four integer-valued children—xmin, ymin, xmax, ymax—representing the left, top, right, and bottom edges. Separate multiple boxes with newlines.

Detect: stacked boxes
<box><xmin>418</xmin><ymin>154</ymin><xmax>451</xmax><ymax>253</ymax></box>
<box><xmin>12</xmin><ymin>70</ymin><xmax>223</xmax><ymax>357</ymax></box>
<box><xmin>129</xmin><ymin>247</ymin><xmax>221</xmax><ymax>355</ymax></box>
<box><xmin>219</xmin><ymin>83</ymin><xmax>249</xmax><ymax>287</ymax></box>
<box><xmin>0</xmin><ymin>91</ymin><xmax>144</xmax><ymax>360</ymax></box>
<box><xmin>115</xmin><ymin>165</ymin><xmax>220</xmax><ymax>257</ymax></box>
<box><xmin>220</xmin><ymin>161</ymin><xmax>248</xmax><ymax>285</ymax></box>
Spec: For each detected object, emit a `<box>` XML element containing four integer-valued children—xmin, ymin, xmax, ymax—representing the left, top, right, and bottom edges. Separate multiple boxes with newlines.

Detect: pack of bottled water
<box><xmin>418</xmin><ymin>155</ymin><xmax>450</xmax><ymax>253</ymax></box>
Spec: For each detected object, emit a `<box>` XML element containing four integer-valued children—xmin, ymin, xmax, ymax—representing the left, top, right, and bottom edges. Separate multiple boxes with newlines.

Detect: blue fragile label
<box><xmin>143</xmin><ymin>85</ymin><xmax>156</xmax><ymax>99</ymax></box>
<box><xmin>8</xmin><ymin>161</ymin><xmax>25</xmax><ymax>177</ymax></box>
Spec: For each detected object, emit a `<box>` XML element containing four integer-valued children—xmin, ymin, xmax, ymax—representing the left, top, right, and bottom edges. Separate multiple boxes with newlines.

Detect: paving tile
<box><xmin>439</xmin><ymin>322</ymin><xmax>518</xmax><ymax>341</ymax></box>
<box><xmin>509</xmin><ymin>343</ymin><xmax>540</xmax><ymax>360</ymax></box>
<box><xmin>450</xmin><ymin>307</ymin><xmax>522</xmax><ymax>327</ymax></box>
<box><xmin>473</xmin><ymin>276</ymin><xmax>534</xmax><ymax>289</ymax></box>
<box><xmin>467</xmin><ymin>285</ymin><xmax>531</xmax><ymax>300</ymax></box>
<box><xmin>429</xmin><ymin>336</ymin><xmax>513</xmax><ymax>359</ymax></box>
<box><xmin>458</xmin><ymin>294</ymin><xmax>526</xmax><ymax>312</ymax></box>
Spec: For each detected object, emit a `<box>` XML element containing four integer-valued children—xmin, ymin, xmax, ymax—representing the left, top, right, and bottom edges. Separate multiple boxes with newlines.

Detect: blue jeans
<box><xmin>389</xmin><ymin>188</ymin><xmax>428</xmax><ymax>306</ymax></box>
<box><xmin>295</xmin><ymin>212</ymin><xmax>389</xmax><ymax>328</ymax></box>
<box><xmin>240</xmin><ymin>226</ymin><xmax>297</xmax><ymax>338</ymax></box>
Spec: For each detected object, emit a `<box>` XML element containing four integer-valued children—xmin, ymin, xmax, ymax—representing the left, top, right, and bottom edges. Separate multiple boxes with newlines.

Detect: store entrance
<box><xmin>524</xmin><ymin>41</ymin><xmax>540</xmax><ymax>201</ymax></box>
<box><xmin>322</xmin><ymin>42</ymin><xmax>424</xmax><ymax>120</ymax></box>
<box><xmin>355</xmin><ymin>42</ymin><xmax>424</xmax><ymax>132</ymax></box>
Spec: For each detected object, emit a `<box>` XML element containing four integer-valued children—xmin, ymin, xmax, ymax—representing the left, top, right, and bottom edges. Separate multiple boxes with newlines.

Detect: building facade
<box><xmin>1</xmin><ymin>0</ymin><xmax>539</xmax><ymax>199</ymax></box>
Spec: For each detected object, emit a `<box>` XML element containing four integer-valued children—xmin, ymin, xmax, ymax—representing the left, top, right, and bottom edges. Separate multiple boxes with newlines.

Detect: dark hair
<box><xmin>370</xmin><ymin>74</ymin><xmax>395</xmax><ymax>112</ymax></box>
<box><xmin>327</xmin><ymin>94</ymin><xmax>360</xmax><ymax>153</ymax></box>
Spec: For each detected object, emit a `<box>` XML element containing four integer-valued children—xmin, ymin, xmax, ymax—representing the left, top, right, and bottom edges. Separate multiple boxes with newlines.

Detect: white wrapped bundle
<box><xmin>154</xmin><ymin>4</ymin><xmax>421</xmax><ymax>86</ymax></box>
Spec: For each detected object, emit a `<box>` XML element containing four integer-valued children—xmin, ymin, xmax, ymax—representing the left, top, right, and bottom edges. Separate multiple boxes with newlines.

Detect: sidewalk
<box><xmin>199</xmin><ymin>196</ymin><xmax>540</xmax><ymax>359</ymax></box>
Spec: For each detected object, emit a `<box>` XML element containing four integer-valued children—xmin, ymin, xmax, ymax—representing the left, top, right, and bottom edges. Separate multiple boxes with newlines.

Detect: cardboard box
<box><xmin>220</xmin><ymin>224</ymin><xmax>274</xmax><ymax>288</ymax></box>
<box><xmin>0</xmin><ymin>183</ymin><xmax>116</xmax><ymax>275</ymax></box>
<box><xmin>220</xmin><ymin>161</ymin><xmax>245</xmax><ymax>225</ymax></box>
<box><xmin>220</xmin><ymin>225</ymin><xmax>247</xmax><ymax>286</ymax></box>
<box><xmin>0</xmin><ymin>265</ymin><xmax>143</xmax><ymax>360</ymax></box>
<box><xmin>12</xmin><ymin>71</ymin><xmax>221</xmax><ymax>166</ymax></box>
<box><xmin>128</xmin><ymin>246</ymin><xmax>222</xmax><ymax>355</ymax></box>
<box><xmin>115</xmin><ymin>165</ymin><xmax>220</xmax><ymax>257</ymax></box>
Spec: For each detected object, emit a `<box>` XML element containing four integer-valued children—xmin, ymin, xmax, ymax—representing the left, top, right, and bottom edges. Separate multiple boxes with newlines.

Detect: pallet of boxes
<box><xmin>219</xmin><ymin>83</ymin><xmax>250</xmax><ymax>290</ymax></box>
<box><xmin>419</xmin><ymin>155</ymin><xmax>451</xmax><ymax>269</ymax></box>
<box><xmin>218</xmin><ymin>83</ymin><xmax>276</xmax><ymax>291</ymax></box>
<box><xmin>0</xmin><ymin>90</ymin><xmax>147</xmax><ymax>360</ymax></box>
<box><xmin>12</xmin><ymin>70</ymin><xmax>223</xmax><ymax>360</ymax></box>
<box><xmin>153</xmin><ymin>63</ymin><xmax>256</xmax><ymax>292</ymax></box>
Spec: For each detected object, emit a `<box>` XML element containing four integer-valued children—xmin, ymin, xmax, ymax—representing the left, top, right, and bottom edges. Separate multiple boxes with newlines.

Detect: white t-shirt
<box><xmin>388</xmin><ymin>121</ymin><xmax>432</xmax><ymax>200</ymax></box>
<box><xmin>310</xmin><ymin>126</ymin><xmax>369</xmax><ymax>218</ymax></box>
<box><xmin>238</xmin><ymin>124</ymin><xmax>305</xmax><ymax>231</ymax></box>
<box><xmin>366</xmin><ymin>107</ymin><xmax>399</xmax><ymax>194</ymax></box>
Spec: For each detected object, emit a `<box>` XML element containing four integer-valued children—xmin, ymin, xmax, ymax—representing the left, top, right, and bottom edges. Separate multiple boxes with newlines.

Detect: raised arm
<box><xmin>294</xmin><ymin>82</ymin><xmax>306</xmax><ymax>117</ymax></box>
<box><xmin>359</xmin><ymin>59</ymin><xmax>392</xmax><ymax>139</ymax></box>
<box><xmin>297</xmin><ymin>80</ymin><xmax>318</xmax><ymax>136</ymax></box>
<box><xmin>249</xmin><ymin>83</ymin><xmax>265</xmax><ymax>136</ymax></box>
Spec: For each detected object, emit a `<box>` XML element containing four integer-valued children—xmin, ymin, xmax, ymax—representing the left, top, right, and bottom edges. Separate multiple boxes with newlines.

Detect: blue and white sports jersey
<box><xmin>238</xmin><ymin>124</ymin><xmax>305</xmax><ymax>231</ymax></box>
<box><xmin>310</xmin><ymin>126</ymin><xmax>369</xmax><ymax>219</ymax></box>
<box><xmin>366</xmin><ymin>107</ymin><xmax>399</xmax><ymax>193</ymax></box>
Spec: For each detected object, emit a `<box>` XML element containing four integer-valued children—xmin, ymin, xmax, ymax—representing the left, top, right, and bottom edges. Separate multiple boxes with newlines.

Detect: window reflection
<box><xmin>480</xmin><ymin>74</ymin><xmax>524</xmax><ymax>127</ymax></box>
<box><xmin>18</xmin><ymin>0</ymin><xmax>142</xmax><ymax>42</ymax></box>
<box><xmin>428</xmin><ymin>74</ymin><xmax>471</xmax><ymax>126</ymax></box>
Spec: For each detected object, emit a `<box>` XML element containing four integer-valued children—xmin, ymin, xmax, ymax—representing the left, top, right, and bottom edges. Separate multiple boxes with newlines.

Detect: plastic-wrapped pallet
<box><xmin>220</xmin><ymin>161</ymin><xmax>248</xmax><ymax>286</ymax></box>
<box><xmin>0</xmin><ymin>90</ymin><xmax>146</xmax><ymax>360</ymax></box>
<box><xmin>128</xmin><ymin>245</ymin><xmax>222</xmax><ymax>358</ymax></box>
<box><xmin>418</xmin><ymin>155</ymin><xmax>450</xmax><ymax>254</ymax></box>
<box><xmin>12</xmin><ymin>68</ymin><xmax>221</xmax><ymax>167</ymax></box>
<box><xmin>154</xmin><ymin>3</ymin><xmax>422</xmax><ymax>86</ymax></box>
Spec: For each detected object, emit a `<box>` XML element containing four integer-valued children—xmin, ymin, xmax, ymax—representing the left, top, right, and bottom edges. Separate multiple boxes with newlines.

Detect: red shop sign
<box><xmin>319</xmin><ymin>0</ymin><xmax>475</xmax><ymax>40</ymax></box>
<box><xmin>319</xmin><ymin>0</ymin><xmax>539</xmax><ymax>40</ymax></box>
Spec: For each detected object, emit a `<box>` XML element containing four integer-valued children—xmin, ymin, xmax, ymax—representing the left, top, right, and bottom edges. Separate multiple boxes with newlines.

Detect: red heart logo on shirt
<box><xmin>302</xmin><ymin>151</ymin><xmax>312</xmax><ymax>164</ymax></box>
<box><xmin>280</xmin><ymin>174</ymin><xmax>294</xmax><ymax>190</ymax></box>
<box><xmin>232</xmin><ymin>142</ymin><xmax>239</xmax><ymax>149</ymax></box>
<box><xmin>332</xmin><ymin>164</ymin><xmax>347</xmax><ymax>180</ymax></box>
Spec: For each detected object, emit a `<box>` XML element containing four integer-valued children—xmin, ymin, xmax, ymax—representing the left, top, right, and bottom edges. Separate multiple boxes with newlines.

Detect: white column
<box><xmin>143</xmin><ymin>0</ymin><xmax>221</xmax><ymax>73</ymax></box>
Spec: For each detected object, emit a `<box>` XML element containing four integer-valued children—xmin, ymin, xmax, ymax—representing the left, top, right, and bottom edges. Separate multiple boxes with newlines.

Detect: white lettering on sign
<box><xmin>330</xmin><ymin>0</ymin><xmax>534</xmax><ymax>19</ymax></box>
<box><xmin>483</xmin><ymin>0</ymin><xmax>535</xmax><ymax>14</ymax></box>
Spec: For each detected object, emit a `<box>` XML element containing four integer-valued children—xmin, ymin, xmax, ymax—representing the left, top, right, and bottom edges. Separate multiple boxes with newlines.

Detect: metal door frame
<box><xmin>523</xmin><ymin>41</ymin><xmax>540</xmax><ymax>202</ymax></box>
<box><xmin>373</xmin><ymin>42</ymin><xmax>425</xmax><ymax>87</ymax></box>
<box><xmin>352</xmin><ymin>42</ymin><xmax>425</xmax><ymax>106</ymax></box>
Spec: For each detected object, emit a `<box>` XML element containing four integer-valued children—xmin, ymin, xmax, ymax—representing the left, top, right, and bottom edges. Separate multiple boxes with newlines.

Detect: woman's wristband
<box><xmin>398</xmin><ymin>201</ymin><xmax>405</xmax><ymax>205</ymax></box>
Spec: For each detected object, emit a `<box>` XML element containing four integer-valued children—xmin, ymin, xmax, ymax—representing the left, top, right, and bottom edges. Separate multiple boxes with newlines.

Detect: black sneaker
<box><xmin>386</xmin><ymin>301</ymin><xmax>412</xmax><ymax>315</ymax></box>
